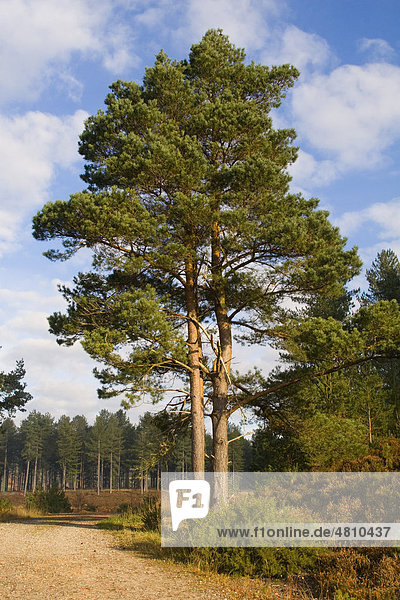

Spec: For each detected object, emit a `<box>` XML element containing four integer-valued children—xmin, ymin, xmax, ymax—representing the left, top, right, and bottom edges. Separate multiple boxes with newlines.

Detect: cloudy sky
<box><xmin>1</xmin><ymin>0</ymin><xmax>400</xmax><ymax>424</ymax></box>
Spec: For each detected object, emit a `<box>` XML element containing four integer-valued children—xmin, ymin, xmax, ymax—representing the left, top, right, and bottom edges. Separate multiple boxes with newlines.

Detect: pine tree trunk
<box><xmin>185</xmin><ymin>256</ymin><xmax>205</xmax><ymax>476</ymax></box>
<box><xmin>80</xmin><ymin>459</ymin><xmax>83</xmax><ymax>490</ymax></box>
<box><xmin>211</xmin><ymin>217</ymin><xmax>232</xmax><ymax>500</ymax></box>
<box><xmin>368</xmin><ymin>404</ymin><xmax>373</xmax><ymax>445</ymax></box>
<box><xmin>212</xmin><ymin>374</ymin><xmax>229</xmax><ymax>502</ymax></box>
<box><xmin>24</xmin><ymin>460</ymin><xmax>30</xmax><ymax>496</ymax></box>
<box><xmin>109</xmin><ymin>451</ymin><xmax>113</xmax><ymax>494</ymax></box>
<box><xmin>97</xmin><ymin>439</ymin><xmax>101</xmax><ymax>496</ymax></box>
<box><xmin>33</xmin><ymin>456</ymin><xmax>38</xmax><ymax>491</ymax></box>
<box><xmin>1</xmin><ymin>432</ymin><xmax>7</xmax><ymax>492</ymax></box>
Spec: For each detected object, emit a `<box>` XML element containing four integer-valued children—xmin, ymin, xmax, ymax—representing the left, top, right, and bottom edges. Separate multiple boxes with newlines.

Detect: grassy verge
<box><xmin>97</xmin><ymin>510</ymin><xmax>143</xmax><ymax>531</ymax></box>
<box><xmin>0</xmin><ymin>505</ymin><xmax>44</xmax><ymax>521</ymax></box>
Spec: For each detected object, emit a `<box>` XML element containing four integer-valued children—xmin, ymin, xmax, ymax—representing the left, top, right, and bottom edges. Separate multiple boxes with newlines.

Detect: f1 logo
<box><xmin>169</xmin><ymin>480</ymin><xmax>210</xmax><ymax>531</ymax></box>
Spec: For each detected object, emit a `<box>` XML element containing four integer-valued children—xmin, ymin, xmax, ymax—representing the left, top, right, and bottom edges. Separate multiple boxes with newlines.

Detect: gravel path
<box><xmin>0</xmin><ymin>516</ymin><xmax>235</xmax><ymax>600</ymax></box>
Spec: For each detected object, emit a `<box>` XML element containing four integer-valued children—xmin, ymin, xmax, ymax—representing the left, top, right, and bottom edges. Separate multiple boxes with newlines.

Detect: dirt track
<box><xmin>0</xmin><ymin>515</ymin><xmax>233</xmax><ymax>600</ymax></box>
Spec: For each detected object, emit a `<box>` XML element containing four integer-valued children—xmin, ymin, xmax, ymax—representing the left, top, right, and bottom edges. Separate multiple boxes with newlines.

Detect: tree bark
<box><xmin>211</xmin><ymin>375</ymin><xmax>229</xmax><ymax>502</ymax></box>
<box><xmin>33</xmin><ymin>455</ymin><xmax>38</xmax><ymax>491</ymax></box>
<box><xmin>368</xmin><ymin>404</ymin><xmax>373</xmax><ymax>445</ymax></box>
<box><xmin>210</xmin><ymin>217</ymin><xmax>232</xmax><ymax>501</ymax></box>
<box><xmin>62</xmin><ymin>463</ymin><xmax>66</xmax><ymax>490</ymax></box>
<box><xmin>24</xmin><ymin>460</ymin><xmax>30</xmax><ymax>496</ymax></box>
<box><xmin>1</xmin><ymin>432</ymin><xmax>7</xmax><ymax>492</ymax></box>
<box><xmin>211</xmin><ymin>219</ymin><xmax>232</xmax><ymax>476</ymax></box>
<box><xmin>97</xmin><ymin>439</ymin><xmax>101</xmax><ymax>496</ymax></box>
<box><xmin>109</xmin><ymin>451</ymin><xmax>113</xmax><ymax>494</ymax></box>
<box><xmin>117</xmin><ymin>452</ymin><xmax>120</xmax><ymax>491</ymax></box>
<box><xmin>80</xmin><ymin>459</ymin><xmax>84</xmax><ymax>490</ymax></box>
<box><xmin>185</xmin><ymin>256</ymin><xmax>205</xmax><ymax>476</ymax></box>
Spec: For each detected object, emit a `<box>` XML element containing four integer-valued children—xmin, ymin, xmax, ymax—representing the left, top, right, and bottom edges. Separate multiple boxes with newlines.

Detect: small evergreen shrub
<box><xmin>185</xmin><ymin>546</ymin><xmax>320</xmax><ymax>579</ymax></box>
<box><xmin>0</xmin><ymin>498</ymin><xmax>13</xmax><ymax>512</ymax></box>
<box><xmin>139</xmin><ymin>497</ymin><xmax>161</xmax><ymax>532</ymax></box>
<box><xmin>26</xmin><ymin>486</ymin><xmax>72</xmax><ymax>514</ymax></box>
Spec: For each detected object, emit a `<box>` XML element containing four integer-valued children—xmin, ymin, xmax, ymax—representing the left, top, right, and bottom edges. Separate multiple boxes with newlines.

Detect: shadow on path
<box><xmin>14</xmin><ymin>513</ymin><xmax>113</xmax><ymax>529</ymax></box>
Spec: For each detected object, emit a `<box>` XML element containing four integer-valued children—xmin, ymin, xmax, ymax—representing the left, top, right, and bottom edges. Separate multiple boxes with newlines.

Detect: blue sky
<box><xmin>1</xmin><ymin>0</ymin><xmax>400</xmax><ymax>423</ymax></box>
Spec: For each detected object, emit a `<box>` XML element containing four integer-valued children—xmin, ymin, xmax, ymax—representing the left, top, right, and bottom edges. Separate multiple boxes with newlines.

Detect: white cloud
<box><xmin>358</xmin><ymin>38</ymin><xmax>396</xmax><ymax>62</ymax></box>
<box><xmin>175</xmin><ymin>0</ymin><xmax>282</xmax><ymax>51</ymax></box>
<box><xmin>0</xmin><ymin>0</ymin><xmax>138</xmax><ymax>106</ymax></box>
<box><xmin>334</xmin><ymin>198</ymin><xmax>400</xmax><ymax>239</ymax></box>
<box><xmin>261</xmin><ymin>25</ymin><xmax>333</xmax><ymax>73</ymax></box>
<box><xmin>0</xmin><ymin>109</ymin><xmax>88</xmax><ymax>256</ymax></box>
<box><xmin>58</xmin><ymin>72</ymin><xmax>85</xmax><ymax>103</ymax></box>
<box><xmin>292</xmin><ymin>63</ymin><xmax>400</xmax><ymax>171</ymax></box>
<box><xmin>136</xmin><ymin>6</ymin><xmax>167</xmax><ymax>27</ymax></box>
<box><xmin>0</xmin><ymin>283</ymin><xmax>165</xmax><ymax>424</ymax></box>
<box><xmin>289</xmin><ymin>150</ymin><xmax>338</xmax><ymax>190</ymax></box>
<box><xmin>0</xmin><ymin>284</ymin><xmax>99</xmax><ymax>420</ymax></box>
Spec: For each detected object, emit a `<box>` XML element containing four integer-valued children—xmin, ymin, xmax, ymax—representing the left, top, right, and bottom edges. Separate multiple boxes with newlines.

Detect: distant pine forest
<box><xmin>0</xmin><ymin>409</ymin><xmax>253</xmax><ymax>494</ymax></box>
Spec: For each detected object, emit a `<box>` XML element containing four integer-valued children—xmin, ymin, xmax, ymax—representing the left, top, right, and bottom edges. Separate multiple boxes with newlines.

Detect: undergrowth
<box><xmin>26</xmin><ymin>486</ymin><xmax>72</xmax><ymax>514</ymax></box>
<box><xmin>98</xmin><ymin>498</ymin><xmax>400</xmax><ymax>600</ymax></box>
<box><xmin>0</xmin><ymin>504</ymin><xmax>43</xmax><ymax>521</ymax></box>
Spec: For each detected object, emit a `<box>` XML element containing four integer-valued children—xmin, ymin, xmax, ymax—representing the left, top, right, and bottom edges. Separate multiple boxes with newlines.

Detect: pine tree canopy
<box><xmin>0</xmin><ymin>359</ymin><xmax>31</xmax><ymax>421</ymax></box>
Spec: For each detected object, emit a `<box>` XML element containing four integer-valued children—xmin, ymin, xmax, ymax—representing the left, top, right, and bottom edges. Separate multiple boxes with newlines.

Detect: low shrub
<box><xmin>314</xmin><ymin>547</ymin><xmax>400</xmax><ymax>600</ymax></box>
<box><xmin>26</xmin><ymin>486</ymin><xmax>72</xmax><ymax>514</ymax></box>
<box><xmin>0</xmin><ymin>498</ymin><xmax>13</xmax><ymax>512</ymax></box>
<box><xmin>139</xmin><ymin>497</ymin><xmax>161</xmax><ymax>533</ymax></box>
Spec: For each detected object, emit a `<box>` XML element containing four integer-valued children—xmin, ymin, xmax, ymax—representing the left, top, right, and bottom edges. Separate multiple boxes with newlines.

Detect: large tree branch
<box><xmin>227</xmin><ymin>353</ymin><xmax>400</xmax><ymax>417</ymax></box>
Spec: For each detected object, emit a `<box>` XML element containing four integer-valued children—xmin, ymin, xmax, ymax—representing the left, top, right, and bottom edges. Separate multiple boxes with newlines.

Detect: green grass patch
<box><xmin>98</xmin><ymin>510</ymin><xmax>143</xmax><ymax>531</ymax></box>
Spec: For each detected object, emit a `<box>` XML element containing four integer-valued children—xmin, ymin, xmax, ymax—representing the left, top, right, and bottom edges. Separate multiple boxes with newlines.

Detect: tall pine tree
<box><xmin>33</xmin><ymin>30</ymin><xmax>360</xmax><ymax>474</ymax></box>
